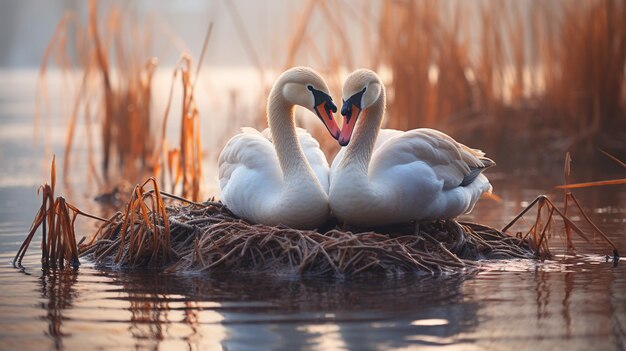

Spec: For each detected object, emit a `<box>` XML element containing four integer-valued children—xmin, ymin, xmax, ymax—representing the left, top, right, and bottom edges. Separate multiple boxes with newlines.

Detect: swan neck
<box><xmin>267</xmin><ymin>87</ymin><xmax>311</xmax><ymax>180</ymax></box>
<box><xmin>340</xmin><ymin>91</ymin><xmax>385</xmax><ymax>172</ymax></box>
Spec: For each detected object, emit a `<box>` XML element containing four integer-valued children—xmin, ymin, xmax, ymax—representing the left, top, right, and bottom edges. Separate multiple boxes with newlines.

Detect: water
<box><xmin>0</xmin><ymin>71</ymin><xmax>625</xmax><ymax>350</ymax></box>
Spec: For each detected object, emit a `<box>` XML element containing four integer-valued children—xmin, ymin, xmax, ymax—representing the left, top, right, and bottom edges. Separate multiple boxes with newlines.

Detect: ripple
<box><xmin>410</xmin><ymin>318</ymin><xmax>449</xmax><ymax>326</ymax></box>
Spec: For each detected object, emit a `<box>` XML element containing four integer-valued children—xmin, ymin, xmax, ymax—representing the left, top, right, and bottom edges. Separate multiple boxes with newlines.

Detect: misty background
<box><xmin>0</xmin><ymin>0</ymin><xmax>359</xmax><ymax>68</ymax></box>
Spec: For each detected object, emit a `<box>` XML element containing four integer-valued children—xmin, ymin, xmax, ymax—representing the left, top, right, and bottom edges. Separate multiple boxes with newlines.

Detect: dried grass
<box><xmin>81</xmin><ymin>178</ymin><xmax>172</xmax><ymax>268</ymax></box>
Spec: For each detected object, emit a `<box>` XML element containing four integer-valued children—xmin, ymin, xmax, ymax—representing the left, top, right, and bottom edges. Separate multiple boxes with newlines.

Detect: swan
<box><xmin>219</xmin><ymin>67</ymin><xmax>341</xmax><ymax>229</ymax></box>
<box><xmin>329</xmin><ymin>69</ymin><xmax>494</xmax><ymax>227</ymax></box>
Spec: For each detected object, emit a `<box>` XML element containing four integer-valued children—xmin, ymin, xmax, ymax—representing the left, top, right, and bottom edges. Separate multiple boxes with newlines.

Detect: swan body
<box><xmin>329</xmin><ymin>69</ymin><xmax>494</xmax><ymax>227</ymax></box>
<box><xmin>219</xmin><ymin>67</ymin><xmax>340</xmax><ymax>229</ymax></box>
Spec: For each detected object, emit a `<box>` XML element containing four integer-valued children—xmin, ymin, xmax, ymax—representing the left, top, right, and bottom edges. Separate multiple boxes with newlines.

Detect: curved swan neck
<box><xmin>340</xmin><ymin>88</ymin><xmax>386</xmax><ymax>171</ymax></box>
<box><xmin>267</xmin><ymin>84</ymin><xmax>312</xmax><ymax>181</ymax></box>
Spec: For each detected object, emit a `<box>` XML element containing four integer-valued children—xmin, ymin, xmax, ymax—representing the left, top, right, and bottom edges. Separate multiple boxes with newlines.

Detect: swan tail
<box><xmin>479</xmin><ymin>157</ymin><xmax>496</xmax><ymax>168</ymax></box>
<box><xmin>460</xmin><ymin>158</ymin><xmax>495</xmax><ymax>187</ymax></box>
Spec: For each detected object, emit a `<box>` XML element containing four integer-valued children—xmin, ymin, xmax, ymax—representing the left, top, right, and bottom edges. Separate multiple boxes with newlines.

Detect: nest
<box><xmin>79</xmin><ymin>196</ymin><xmax>536</xmax><ymax>276</ymax></box>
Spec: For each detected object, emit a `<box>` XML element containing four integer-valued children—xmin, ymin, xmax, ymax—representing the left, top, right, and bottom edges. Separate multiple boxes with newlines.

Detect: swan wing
<box><xmin>375</xmin><ymin>128</ymin><xmax>405</xmax><ymax>146</ymax></box>
<box><xmin>369</xmin><ymin>128</ymin><xmax>492</xmax><ymax>189</ymax></box>
<box><xmin>218</xmin><ymin>128</ymin><xmax>283</xmax><ymax>220</ymax></box>
<box><xmin>295</xmin><ymin>128</ymin><xmax>330</xmax><ymax>193</ymax></box>
<box><xmin>361</xmin><ymin>128</ymin><xmax>493</xmax><ymax>220</ymax></box>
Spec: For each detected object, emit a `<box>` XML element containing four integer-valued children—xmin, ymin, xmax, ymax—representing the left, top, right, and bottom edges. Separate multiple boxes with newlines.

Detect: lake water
<box><xmin>0</xmin><ymin>70</ymin><xmax>624</xmax><ymax>350</ymax></box>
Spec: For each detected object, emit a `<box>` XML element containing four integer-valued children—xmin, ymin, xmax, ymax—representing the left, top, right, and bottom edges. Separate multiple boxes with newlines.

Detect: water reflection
<box><xmin>0</xmin><ymin>249</ymin><xmax>623</xmax><ymax>350</ymax></box>
<box><xmin>39</xmin><ymin>268</ymin><xmax>79</xmax><ymax>350</ymax></box>
<box><xmin>79</xmin><ymin>270</ymin><xmax>478</xmax><ymax>350</ymax></box>
<box><xmin>114</xmin><ymin>271</ymin><xmax>227</xmax><ymax>350</ymax></box>
<box><xmin>463</xmin><ymin>259</ymin><xmax>625</xmax><ymax>350</ymax></box>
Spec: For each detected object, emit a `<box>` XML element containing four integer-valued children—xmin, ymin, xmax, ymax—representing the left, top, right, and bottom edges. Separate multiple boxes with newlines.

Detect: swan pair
<box><xmin>218</xmin><ymin>67</ymin><xmax>494</xmax><ymax>229</ymax></box>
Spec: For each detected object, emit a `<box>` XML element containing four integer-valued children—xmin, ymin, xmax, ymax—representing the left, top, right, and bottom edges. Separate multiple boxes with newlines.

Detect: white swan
<box><xmin>219</xmin><ymin>67</ymin><xmax>340</xmax><ymax>229</ymax></box>
<box><xmin>329</xmin><ymin>69</ymin><xmax>494</xmax><ymax>227</ymax></box>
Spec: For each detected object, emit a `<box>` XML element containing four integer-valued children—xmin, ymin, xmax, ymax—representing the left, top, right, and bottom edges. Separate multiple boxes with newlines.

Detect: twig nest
<box><xmin>80</xmin><ymin>200</ymin><xmax>535</xmax><ymax>276</ymax></box>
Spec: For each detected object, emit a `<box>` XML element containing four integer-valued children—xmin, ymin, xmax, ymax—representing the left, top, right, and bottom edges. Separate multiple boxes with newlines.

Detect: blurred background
<box><xmin>1</xmin><ymin>5</ymin><xmax>625</xmax><ymax>349</ymax></box>
<box><xmin>0</xmin><ymin>0</ymin><xmax>624</xmax><ymax>198</ymax></box>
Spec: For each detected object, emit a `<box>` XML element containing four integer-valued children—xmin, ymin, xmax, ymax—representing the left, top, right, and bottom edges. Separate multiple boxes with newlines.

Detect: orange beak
<box><xmin>338</xmin><ymin>106</ymin><xmax>360</xmax><ymax>146</ymax></box>
<box><xmin>314</xmin><ymin>101</ymin><xmax>340</xmax><ymax>140</ymax></box>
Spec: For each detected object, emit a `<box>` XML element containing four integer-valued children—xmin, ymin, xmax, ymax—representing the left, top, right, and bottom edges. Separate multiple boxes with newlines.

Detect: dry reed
<box><xmin>36</xmin><ymin>0</ymin><xmax>157</xmax><ymax>183</ymax></box>
<box><xmin>152</xmin><ymin>24</ymin><xmax>212</xmax><ymax>203</ymax></box>
<box><xmin>376</xmin><ymin>1</ymin><xmax>626</xmax><ymax>157</ymax></box>
<box><xmin>37</xmin><ymin>0</ymin><xmax>207</xmax><ymax>201</ymax></box>
<box><xmin>13</xmin><ymin>156</ymin><xmax>107</xmax><ymax>269</ymax></box>
<box><xmin>501</xmin><ymin>194</ymin><xmax>619</xmax><ymax>264</ymax></box>
<box><xmin>556</xmin><ymin>151</ymin><xmax>626</xmax><ymax>189</ymax></box>
<box><xmin>499</xmin><ymin>152</ymin><xmax>620</xmax><ymax>261</ymax></box>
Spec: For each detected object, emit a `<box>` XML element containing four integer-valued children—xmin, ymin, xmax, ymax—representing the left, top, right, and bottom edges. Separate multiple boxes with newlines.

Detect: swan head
<box><xmin>279</xmin><ymin>67</ymin><xmax>341</xmax><ymax>139</ymax></box>
<box><xmin>338</xmin><ymin>69</ymin><xmax>383</xmax><ymax>146</ymax></box>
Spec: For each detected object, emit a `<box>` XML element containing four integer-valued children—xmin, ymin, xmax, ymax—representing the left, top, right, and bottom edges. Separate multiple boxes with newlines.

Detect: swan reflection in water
<box><xmin>24</xmin><ymin>256</ymin><xmax>624</xmax><ymax>351</ymax></box>
<box><xmin>35</xmin><ymin>267</ymin><xmax>476</xmax><ymax>350</ymax></box>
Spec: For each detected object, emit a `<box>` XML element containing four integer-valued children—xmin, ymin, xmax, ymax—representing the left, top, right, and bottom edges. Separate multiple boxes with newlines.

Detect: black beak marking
<box><xmin>341</xmin><ymin>87</ymin><xmax>366</xmax><ymax>124</ymax></box>
<box><xmin>309</xmin><ymin>85</ymin><xmax>336</xmax><ymax>120</ymax></box>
